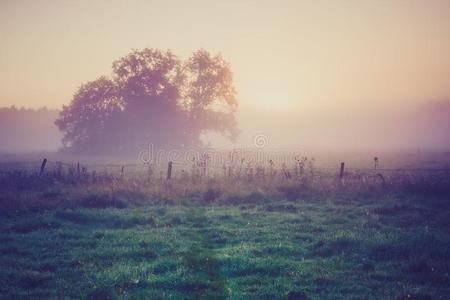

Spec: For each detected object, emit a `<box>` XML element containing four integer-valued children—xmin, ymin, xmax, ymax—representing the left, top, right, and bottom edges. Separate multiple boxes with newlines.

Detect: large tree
<box><xmin>56</xmin><ymin>49</ymin><xmax>238</xmax><ymax>154</ymax></box>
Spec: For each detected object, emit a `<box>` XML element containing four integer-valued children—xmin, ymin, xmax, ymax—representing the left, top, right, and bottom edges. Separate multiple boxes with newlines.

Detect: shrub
<box><xmin>203</xmin><ymin>187</ymin><xmax>221</xmax><ymax>203</ymax></box>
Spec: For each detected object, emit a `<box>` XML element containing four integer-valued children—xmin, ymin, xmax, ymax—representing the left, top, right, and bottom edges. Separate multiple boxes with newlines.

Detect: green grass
<box><xmin>1</xmin><ymin>193</ymin><xmax>449</xmax><ymax>299</ymax></box>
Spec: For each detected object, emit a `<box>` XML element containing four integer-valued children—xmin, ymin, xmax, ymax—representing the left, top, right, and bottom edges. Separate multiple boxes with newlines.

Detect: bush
<box><xmin>203</xmin><ymin>188</ymin><xmax>221</xmax><ymax>203</ymax></box>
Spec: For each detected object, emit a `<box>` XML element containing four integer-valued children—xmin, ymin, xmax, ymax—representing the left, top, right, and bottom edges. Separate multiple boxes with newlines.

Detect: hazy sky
<box><xmin>1</xmin><ymin>0</ymin><xmax>450</xmax><ymax>113</ymax></box>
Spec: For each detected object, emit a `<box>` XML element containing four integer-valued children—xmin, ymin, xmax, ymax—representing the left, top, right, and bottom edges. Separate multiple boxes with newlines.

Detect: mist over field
<box><xmin>1</xmin><ymin>100</ymin><xmax>449</xmax><ymax>155</ymax></box>
<box><xmin>1</xmin><ymin>1</ymin><xmax>450</xmax><ymax>299</ymax></box>
<box><xmin>222</xmin><ymin>100</ymin><xmax>450</xmax><ymax>151</ymax></box>
<box><xmin>0</xmin><ymin>107</ymin><xmax>61</xmax><ymax>152</ymax></box>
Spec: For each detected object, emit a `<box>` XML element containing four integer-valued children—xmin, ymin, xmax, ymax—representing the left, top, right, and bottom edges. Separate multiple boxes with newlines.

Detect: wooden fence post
<box><xmin>339</xmin><ymin>162</ymin><xmax>345</xmax><ymax>178</ymax></box>
<box><xmin>39</xmin><ymin>158</ymin><xmax>47</xmax><ymax>176</ymax></box>
<box><xmin>121</xmin><ymin>166</ymin><xmax>125</xmax><ymax>179</ymax></box>
<box><xmin>167</xmin><ymin>161</ymin><xmax>173</xmax><ymax>180</ymax></box>
<box><xmin>77</xmin><ymin>163</ymin><xmax>80</xmax><ymax>177</ymax></box>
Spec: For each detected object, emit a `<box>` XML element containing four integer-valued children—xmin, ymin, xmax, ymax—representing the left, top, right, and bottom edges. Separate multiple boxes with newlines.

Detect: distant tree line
<box><xmin>56</xmin><ymin>48</ymin><xmax>239</xmax><ymax>154</ymax></box>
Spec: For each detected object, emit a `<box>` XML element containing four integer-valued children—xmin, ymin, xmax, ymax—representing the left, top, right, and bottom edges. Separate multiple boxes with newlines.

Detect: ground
<box><xmin>1</xmin><ymin>193</ymin><xmax>449</xmax><ymax>299</ymax></box>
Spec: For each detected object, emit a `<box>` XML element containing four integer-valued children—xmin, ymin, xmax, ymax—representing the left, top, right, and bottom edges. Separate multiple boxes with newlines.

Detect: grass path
<box><xmin>181</xmin><ymin>208</ymin><xmax>227</xmax><ymax>299</ymax></box>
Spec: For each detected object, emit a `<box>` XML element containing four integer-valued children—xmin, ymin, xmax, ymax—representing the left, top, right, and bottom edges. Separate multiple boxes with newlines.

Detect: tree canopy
<box><xmin>56</xmin><ymin>49</ymin><xmax>238</xmax><ymax>154</ymax></box>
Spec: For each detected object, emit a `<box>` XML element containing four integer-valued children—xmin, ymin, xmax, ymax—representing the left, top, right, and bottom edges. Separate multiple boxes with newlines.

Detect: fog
<box><xmin>204</xmin><ymin>100</ymin><xmax>450</xmax><ymax>151</ymax></box>
<box><xmin>0</xmin><ymin>107</ymin><xmax>61</xmax><ymax>152</ymax></box>
<box><xmin>1</xmin><ymin>101</ymin><xmax>449</xmax><ymax>157</ymax></box>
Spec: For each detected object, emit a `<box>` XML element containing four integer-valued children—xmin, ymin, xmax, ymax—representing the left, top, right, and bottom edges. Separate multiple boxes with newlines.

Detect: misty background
<box><xmin>1</xmin><ymin>100</ymin><xmax>449</xmax><ymax>153</ymax></box>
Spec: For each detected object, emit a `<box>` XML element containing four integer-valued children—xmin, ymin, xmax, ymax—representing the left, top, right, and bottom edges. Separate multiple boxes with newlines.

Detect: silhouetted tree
<box><xmin>55</xmin><ymin>77</ymin><xmax>122</xmax><ymax>152</ymax></box>
<box><xmin>56</xmin><ymin>48</ymin><xmax>238</xmax><ymax>154</ymax></box>
<box><xmin>184</xmin><ymin>49</ymin><xmax>238</xmax><ymax>142</ymax></box>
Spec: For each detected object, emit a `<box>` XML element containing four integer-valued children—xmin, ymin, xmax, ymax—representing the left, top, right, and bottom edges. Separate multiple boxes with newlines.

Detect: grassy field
<box><xmin>1</xmin><ymin>194</ymin><xmax>450</xmax><ymax>299</ymax></box>
<box><xmin>1</xmin><ymin>159</ymin><xmax>450</xmax><ymax>299</ymax></box>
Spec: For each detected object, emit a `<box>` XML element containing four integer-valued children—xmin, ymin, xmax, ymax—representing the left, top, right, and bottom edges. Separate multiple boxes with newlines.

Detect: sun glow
<box><xmin>243</xmin><ymin>81</ymin><xmax>294</xmax><ymax>111</ymax></box>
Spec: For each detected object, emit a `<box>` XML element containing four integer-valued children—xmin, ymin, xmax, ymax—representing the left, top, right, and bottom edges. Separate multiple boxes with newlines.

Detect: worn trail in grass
<box><xmin>181</xmin><ymin>208</ymin><xmax>227</xmax><ymax>299</ymax></box>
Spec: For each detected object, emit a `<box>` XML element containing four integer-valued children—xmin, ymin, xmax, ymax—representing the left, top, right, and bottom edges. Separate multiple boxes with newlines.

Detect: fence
<box><xmin>1</xmin><ymin>157</ymin><xmax>450</xmax><ymax>183</ymax></box>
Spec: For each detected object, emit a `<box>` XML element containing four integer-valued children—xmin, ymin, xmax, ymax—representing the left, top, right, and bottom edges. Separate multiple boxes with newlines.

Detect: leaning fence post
<box><xmin>39</xmin><ymin>158</ymin><xmax>47</xmax><ymax>176</ymax></box>
<box><xmin>339</xmin><ymin>162</ymin><xmax>345</xmax><ymax>178</ymax></box>
<box><xmin>167</xmin><ymin>161</ymin><xmax>173</xmax><ymax>180</ymax></box>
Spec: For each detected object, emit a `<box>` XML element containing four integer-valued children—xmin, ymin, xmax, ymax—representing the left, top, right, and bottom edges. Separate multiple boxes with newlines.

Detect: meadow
<box><xmin>1</xmin><ymin>154</ymin><xmax>449</xmax><ymax>299</ymax></box>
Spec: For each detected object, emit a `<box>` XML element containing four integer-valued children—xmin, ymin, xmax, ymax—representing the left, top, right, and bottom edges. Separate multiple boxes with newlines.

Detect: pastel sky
<box><xmin>1</xmin><ymin>0</ymin><xmax>450</xmax><ymax>113</ymax></box>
